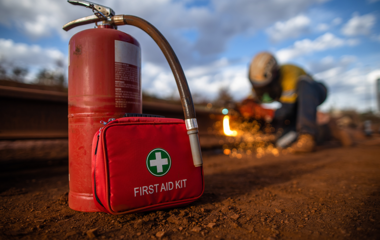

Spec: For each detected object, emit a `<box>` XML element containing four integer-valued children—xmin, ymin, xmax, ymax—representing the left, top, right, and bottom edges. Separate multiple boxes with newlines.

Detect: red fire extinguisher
<box><xmin>63</xmin><ymin>0</ymin><xmax>202</xmax><ymax>212</ymax></box>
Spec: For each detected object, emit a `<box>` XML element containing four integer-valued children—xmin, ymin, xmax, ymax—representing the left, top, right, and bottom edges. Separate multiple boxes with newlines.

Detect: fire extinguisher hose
<box><xmin>116</xmin><ymin>15</ymin><xmax>203</xmax><ymax>167</ymax></box>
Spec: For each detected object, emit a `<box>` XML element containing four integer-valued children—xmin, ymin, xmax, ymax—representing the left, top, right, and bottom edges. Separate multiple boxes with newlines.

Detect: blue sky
<box><xmin>0</xmin><ymin>0</ymin><xmax>379</xmax><ymax>112</ymax></box>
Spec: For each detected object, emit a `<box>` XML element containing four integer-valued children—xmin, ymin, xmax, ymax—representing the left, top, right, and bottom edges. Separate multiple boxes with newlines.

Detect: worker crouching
<box><xmin>239</xmin><ymin>52</ymin><xmax>350</xmax><ymax>153</ymax></box>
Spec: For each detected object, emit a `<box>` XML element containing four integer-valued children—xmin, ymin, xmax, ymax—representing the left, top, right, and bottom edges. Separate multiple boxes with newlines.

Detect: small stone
<box><xmin>230</xmin><ymin>214</ymin><xmax>240</xmax><ymax>220</ymax></box>
<box><xmin>191</xmin><ymin>226</ymin><xmax>202</xmax><ymax>233</ymax></box>
<box><xmin>267</xmin><ymin>237</ymin><xmax>276</xmax><ymax>240</ymax></box>
<box><xmin>275</xmin><ymin>209</ymin><xmax>282</xmax><ymax>213</ymax></box>
<box><xmin>182</xmin><ymin>218</ymin><xmax>189</xmax><ymax>225</ymax></box>
<box><xmin>179</xmin><ymin>227</ymin><xmax>183</xmax><ymax>231</ymax></box>
<box><xmin>136</xmin><ymin>232</ymin><xmax>142</xmax><ymax>236</ymax></box>
<box><xmin>179</xmin><ymin>210</ymin><xmax>187</xmax><ymax>217</ymax></box>
<box><xmin>65</xmin><ymin>231</ymin><xmax>77</xmax><ymax>238</ymax></box>
<box><xmin>156</xmin><ymin>231</ymin><xmax>165</xmax><ymax>238</ymax></box>
<box><xmin>134</xmin><ymin>219</ymin><xmax>143</xmax><ymax>229</ymax></box>
<box><xmin>167</xmin><ymin>216</ymin><xmax>181</xmax><ymax>225</ymax></box>
<box><xmin>86</xmin><ymin>228</ymin><xmax>98</xmax><ymax>239</ymax></box>
<box><xmin>221</xmin><ymin>207</ymin><xmax>229</xmax><ymax>213</ymax></box>
<box><xmin>207</xmin><ymin>223</ymin><xmax>216</xmax><ymax>228</ymax></box>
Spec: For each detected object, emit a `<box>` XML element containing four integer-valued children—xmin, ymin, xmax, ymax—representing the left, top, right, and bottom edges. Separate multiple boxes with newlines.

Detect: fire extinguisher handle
<box><xmin>116</xmin><ymin>15</ymin><xmax>202</xmax><ymax>167</ymax></box>
<box><xmin>63</xmin><ymin>0</ymin><xmax>115</xmax><ymax>31</ymax></box>
<box><xmin>67</xmin><ymin>0</ymin><xmax>115</xmax><ymax>18</ymax></box>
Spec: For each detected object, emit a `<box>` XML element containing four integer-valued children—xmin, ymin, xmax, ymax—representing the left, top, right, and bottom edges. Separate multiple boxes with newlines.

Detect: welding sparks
<box><xmin>223</xmin><ymin>115</ymin><xmax>238</xmax><ymax>136</ymax></box>
<box><xmin>220</xmin><ymin>117</ymin><xmax>282</xmax><ymax>159</ymax></box>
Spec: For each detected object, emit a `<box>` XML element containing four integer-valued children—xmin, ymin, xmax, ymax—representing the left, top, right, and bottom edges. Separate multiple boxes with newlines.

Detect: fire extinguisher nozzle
<box><xmin>187</xmin><ymin>130</ymin><xmax>203</xmax><ymax>167</ymax></box>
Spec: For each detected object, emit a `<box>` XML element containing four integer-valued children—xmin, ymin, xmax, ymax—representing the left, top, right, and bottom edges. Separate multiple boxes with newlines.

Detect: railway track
<box><xmin>0</xmin><ymin>85</ymin><xmax>230</xmax><ymax>157</ymax></box>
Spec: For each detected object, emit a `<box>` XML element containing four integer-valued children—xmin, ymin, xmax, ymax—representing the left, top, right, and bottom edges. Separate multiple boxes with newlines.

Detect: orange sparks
<box><xmin>223</xmin><ymin>115</ymin><xmax>238</xmax><ymax>136</ymax></box>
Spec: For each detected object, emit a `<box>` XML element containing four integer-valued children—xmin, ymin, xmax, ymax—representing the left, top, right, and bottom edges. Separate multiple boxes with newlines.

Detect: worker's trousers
<box><xmin>274</xmin><ymin>76</ymin><xmax>327</xmax><ymax>138</ymax></box>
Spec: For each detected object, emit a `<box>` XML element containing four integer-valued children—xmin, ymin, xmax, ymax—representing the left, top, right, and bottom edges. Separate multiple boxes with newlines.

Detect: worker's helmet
<box><xmin>248</xmin><ymin>52</ymin><xmax>278</xmax><ymax>87</ymax></box>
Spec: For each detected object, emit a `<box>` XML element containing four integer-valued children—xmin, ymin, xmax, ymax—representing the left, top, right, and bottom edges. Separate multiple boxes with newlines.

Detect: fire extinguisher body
<box><xmin>68</xmin><ymin>27</ymin><xmax>141</xmax><ymax>212</ymax></box>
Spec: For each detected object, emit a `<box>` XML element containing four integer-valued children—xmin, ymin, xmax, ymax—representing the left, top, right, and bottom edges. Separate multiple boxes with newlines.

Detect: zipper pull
<box><xmin>94</xmin><ymin>126</ymin><xmax>103</xmax><ymax>155</ymax></box>
<box><xmin>100</xmin><ymin>118</ymin><xmax>115</xmax><ymax>126</ymax></box>
<box><xmin>95</xmin><ymin>118</ymin><xmax>114</xmax><ymax>155</ymax></box>
<box><xmin>94</xmin><ymin>134</ymin><xmax>100</xmax><ymax>155</ymax></box>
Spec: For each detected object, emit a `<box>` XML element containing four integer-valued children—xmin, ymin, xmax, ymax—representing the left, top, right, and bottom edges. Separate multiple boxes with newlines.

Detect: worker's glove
<box><xmin>238</xmin><ymin>98</ymin><xmax>274</xmax><ymax>122</ymax></box>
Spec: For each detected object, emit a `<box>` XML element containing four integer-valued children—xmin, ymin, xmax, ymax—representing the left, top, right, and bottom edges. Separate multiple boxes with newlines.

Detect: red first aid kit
<box><xmin>91</xmin><ymin>116</ymin><xmax>204</xmax><ymax>214</ymax></box>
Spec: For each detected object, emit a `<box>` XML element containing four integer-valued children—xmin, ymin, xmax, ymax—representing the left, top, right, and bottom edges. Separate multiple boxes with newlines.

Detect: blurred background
<box><xmin>0</xmin><ymin>0</ymin><xmax>380</xmax><ymax>162</ymax></box>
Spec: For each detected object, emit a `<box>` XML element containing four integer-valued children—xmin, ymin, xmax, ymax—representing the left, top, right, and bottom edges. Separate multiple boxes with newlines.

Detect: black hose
<box><xmin>122</xmin><ymin>15</ymin><xmax>196</xmax><ymax>119</ymax></box>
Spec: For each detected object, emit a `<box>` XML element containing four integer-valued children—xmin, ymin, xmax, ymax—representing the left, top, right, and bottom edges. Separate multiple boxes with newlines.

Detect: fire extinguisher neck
<box><xmin>97</xmin><ymin>21</ymin><xmax>116</xmax><ymax>29</ymax></box>
<box><xmin>97</xmin><ymin>24</ymin><xmax>115</xmax><ymax>29</ymax></box>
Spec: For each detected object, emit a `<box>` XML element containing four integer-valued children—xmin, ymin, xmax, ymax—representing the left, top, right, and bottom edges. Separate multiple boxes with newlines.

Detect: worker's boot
<box><xmin>288</xmin><ymin>134</ymin><xmax>315</xmax><ymax>153</ymax></box>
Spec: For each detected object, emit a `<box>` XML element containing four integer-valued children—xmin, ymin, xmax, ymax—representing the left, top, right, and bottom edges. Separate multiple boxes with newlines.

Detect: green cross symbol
<box><xmin>146</xmin><ymin>148</ymin><xmax>171</xmax><ymax>177</ymax></box>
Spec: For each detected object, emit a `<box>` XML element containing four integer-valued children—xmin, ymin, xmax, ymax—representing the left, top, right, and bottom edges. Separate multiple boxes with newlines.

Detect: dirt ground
<box><xmin>0</xmin><ymin>138</ymin><xmax>380</xmax><ymax>240</ymax></box>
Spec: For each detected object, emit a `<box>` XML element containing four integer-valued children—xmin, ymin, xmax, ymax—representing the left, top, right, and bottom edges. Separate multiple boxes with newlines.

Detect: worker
<box><xmin>239</xmin><ymin>52</ymin><xmax>329</xmax><ymax>153</ymax></box>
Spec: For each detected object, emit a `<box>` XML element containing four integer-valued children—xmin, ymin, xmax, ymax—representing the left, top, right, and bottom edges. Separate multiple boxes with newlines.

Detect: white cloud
<box><xmin>318</xmin><ymin>69</ymin><xmax>368</xmax><ymax>111</ymax></box>
<box><xmin>367</xmin><ymin>0</ymin><xmax>380</xmax><ymax>3</ymax></box>
<box><xmin>371</xmin><ymin>34</ymin><xmax>380</xmax><ymax>42</ymax></box>
<box><xmin>0</xmin><ymin>0</ymin><xmax>327</xmax><ymax>69</ymax></box>
<box><xmin>185</xmin><ymin>58</ymin><xmax>230</xmax><ymax>79</ymax></box>
<box><xmin>367</xmin><ymin>70</ymin><xmax>380</xmax><ymax>93</ymax></box>
<box><xmin>142</xmin><ymin>58</ymin><xmax>251</xmax><ymax>101</ymax></box>
<box><xmin>0</xmin><ymin>0</ymin><xmax>329</xmax><ymax>102</ymax></box>
<box><xmin>266</xmin><ymin>15</ymin><xmax>311</xmax><ymax>42</ymax></box>
<box><xmin>317</xmin><ymin>23</ymin><xmax>329</xmax><ymax>32</ymax></box>
<box><xmin>346</xmin><ymin>38</ymin><xmax>360</xmax><ymax>46</ymax></box>
<box><xmin>316</xmin><ymin>17</ymin><xmax>342</xmax><ymax>32</ymax></box>
<box><xmin>341</xmin><ymin>13</ymin><xmax>376</xmax><ymax>36</ymax></box>
<box><xmin>0</xmin><ymin>38</ymin><xmax>65</xmax><ymax>68</ymax></box>
<box><xmin>189</xmin><ymin>63</ymin><xmax>251</xmax><ymax>101</ymax></box>
<box><xmin>332</xmin><ymin>17</ymin><xmax>342</xmax><ymax>26</ymax></box>
<box><xmin>276</xmin><ymin>33</ymin><xmax>359</xmax><ymax>62</ymax></box>
<box><xmin>307</xmin><ymin>55</ymin><xmax>356</xmax><ymax>74</ymax></box>
<box><xmin>314</xmin><ymin>64</ymin><xmax>380</xmax><ymax>112</ymax></box>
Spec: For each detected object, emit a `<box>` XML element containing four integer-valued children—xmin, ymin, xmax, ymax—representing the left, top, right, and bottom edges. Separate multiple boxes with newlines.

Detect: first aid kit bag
<box><xmin>91</xmin><ymin>116</ymin><xmax>204</xmax><ymax>214</ymax></box>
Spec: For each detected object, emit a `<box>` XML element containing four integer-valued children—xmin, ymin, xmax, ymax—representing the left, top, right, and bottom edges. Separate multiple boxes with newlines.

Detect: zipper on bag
<box><xmin>93</xmin><ymin>119</ymin><xmax>115</xmax><ymax>209</ymax></box>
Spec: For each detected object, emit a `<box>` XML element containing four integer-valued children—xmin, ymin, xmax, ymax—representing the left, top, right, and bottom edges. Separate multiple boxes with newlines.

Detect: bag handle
<box><xmin>114</xmin><ymin>15</ymin><xmax>203</xmax><ymax>167</ymax></box>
